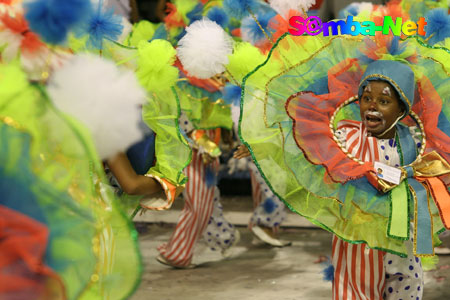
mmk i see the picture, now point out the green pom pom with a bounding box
[136,39,179,92]
[227,42,282,89]
[227,42,265,82]
[421,255,439,271]
[129,21,157,47]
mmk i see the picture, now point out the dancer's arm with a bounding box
[107,152,162,195]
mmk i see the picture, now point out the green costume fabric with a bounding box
[0,63,141,299]
[176,80,233,130]
[143,87,191,185]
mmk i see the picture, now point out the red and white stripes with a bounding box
[337,121,380,162]
[332,122,388,299]
[332,235,386,300]
[158,149,219,267]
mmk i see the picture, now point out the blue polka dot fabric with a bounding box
[202,188,238,252]
[384,239,423,299]
[249,163,286,229]
[376,126,423,169]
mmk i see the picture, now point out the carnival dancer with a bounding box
[156,74,240,267]
[238,16,450,298]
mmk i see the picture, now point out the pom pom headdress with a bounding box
[78,0,123,50]
[186,3,203,25]
[223,0,259,20]
[0,11,45,60]
[358,35,418,64]
[164,2,185,29]
[177,18,233,79]
[206,6,229,28]
[136,39,179,92]
[47,54,146,160]
[226,42,265,82]
[174,0,198,24]
[240,11,276,46]
[269,9,302,41]
[223,83,242,106]
[0,7,71,81]
[424,8,450,45]
[127,20,157,47]
[164,0,198,30]
[226,41,282,88]
[23,0,92,44]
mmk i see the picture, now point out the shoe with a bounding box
[435,246,450,255]
[251,225,292,247]
[221,228,241,258]
[156,255,197,269]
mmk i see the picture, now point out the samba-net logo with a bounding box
[288,16,427,37]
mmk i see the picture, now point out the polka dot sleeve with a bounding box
[408,126,423,150]
[334,127,349,150]
[179,111,194,134]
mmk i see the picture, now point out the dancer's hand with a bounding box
[233,145,250,159]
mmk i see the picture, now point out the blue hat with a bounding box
[358,60,415,116]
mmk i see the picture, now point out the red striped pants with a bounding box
[332,235,385,300]
[332,235,423,300]
[157,150,219,267]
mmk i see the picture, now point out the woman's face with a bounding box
[359,80,405,139]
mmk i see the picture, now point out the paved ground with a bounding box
[131,222,450,300]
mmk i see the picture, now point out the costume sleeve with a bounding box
[334,127,349,150]
[142,88,191,188]
[138,174,184,210]
[179,111,195,134]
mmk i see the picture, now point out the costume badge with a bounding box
[374,161,401,185]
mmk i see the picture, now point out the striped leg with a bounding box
[157,150,217,267]
[332,235,385,300]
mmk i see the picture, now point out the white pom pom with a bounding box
[269,0,316,17]
[47,54,146,160]
[177,18,233,79]
[357,2,374,13]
